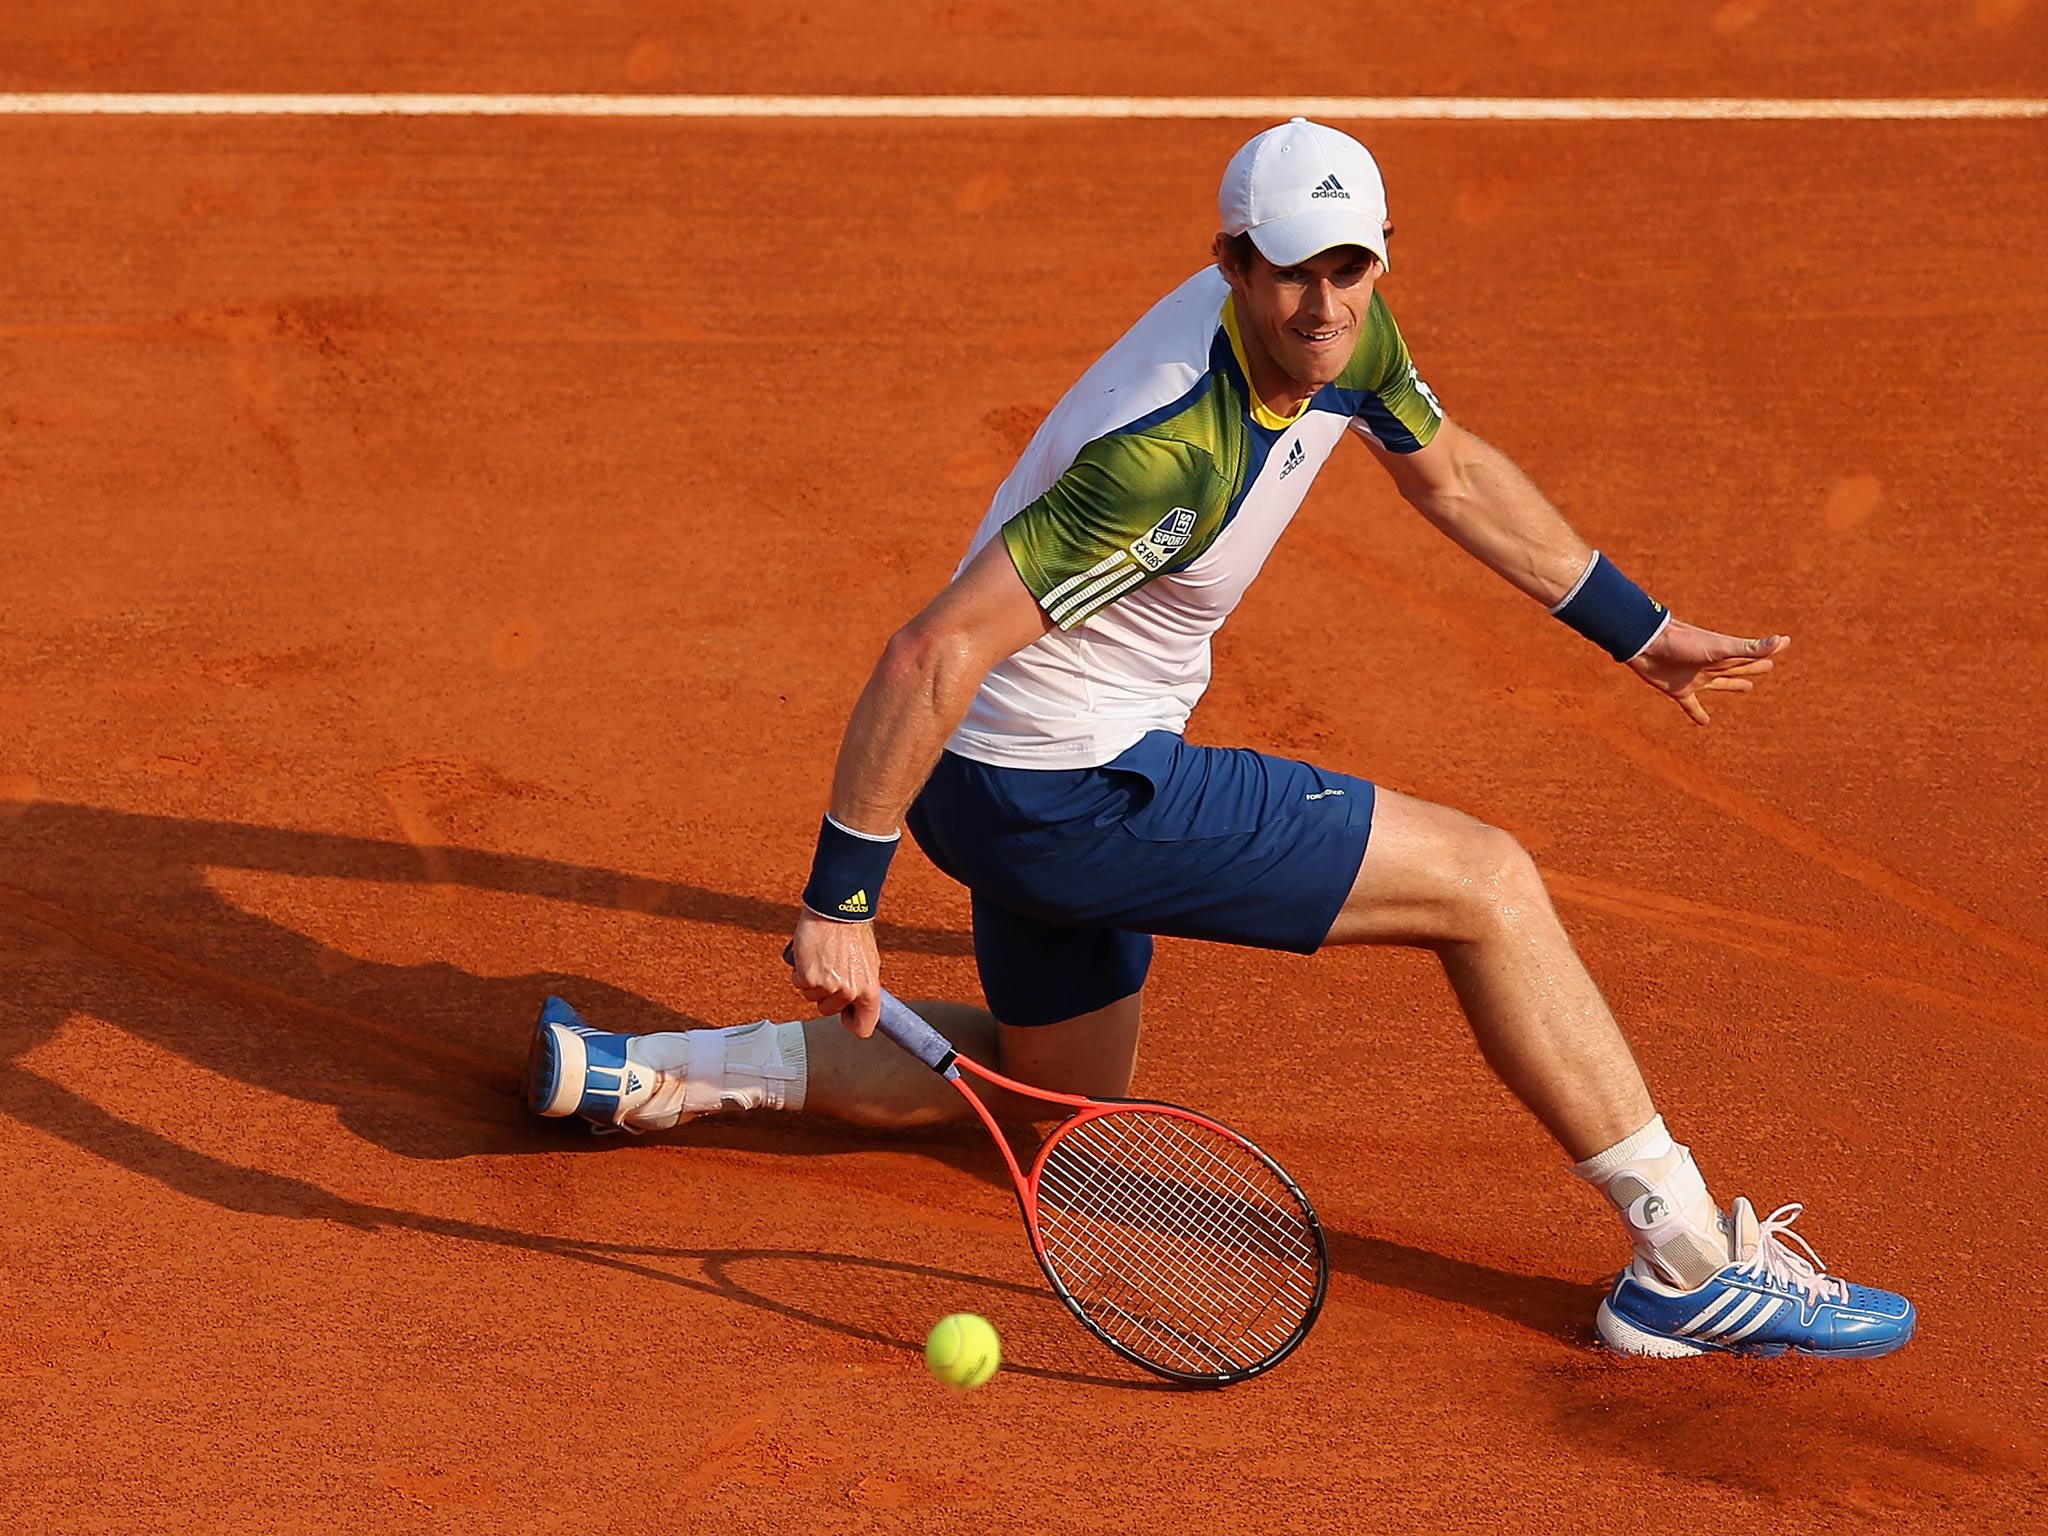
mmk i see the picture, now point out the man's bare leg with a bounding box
[1325,786,1723,1286]
[1325,788,1654,1160]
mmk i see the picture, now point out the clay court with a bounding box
[3,4,2045,1531]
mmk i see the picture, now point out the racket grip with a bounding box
[781,943,956,1075]
[874,989,959,1074]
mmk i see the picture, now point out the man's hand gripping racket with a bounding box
[869,987,1329,1386]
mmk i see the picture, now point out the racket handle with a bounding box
[874,989,959,1075]
[781,943,957,1075]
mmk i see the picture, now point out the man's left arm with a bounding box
[1369,416,1788,725]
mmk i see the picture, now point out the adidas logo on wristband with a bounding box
[805,815,897,923]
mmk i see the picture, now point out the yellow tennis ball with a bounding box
[924,1313,1001,1390]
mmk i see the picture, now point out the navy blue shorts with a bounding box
[906,730,1376,1027]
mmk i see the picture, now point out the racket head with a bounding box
[1019,1098,1328,1386]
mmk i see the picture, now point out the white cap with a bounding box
[1219,118,1391,269]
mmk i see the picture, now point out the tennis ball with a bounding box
[924,1313,1001,1390]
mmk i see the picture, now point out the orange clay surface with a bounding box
[2,6,2046,1532]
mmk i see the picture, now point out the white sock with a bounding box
[1574,1114,1728,1290]
[618,1019,809,1131]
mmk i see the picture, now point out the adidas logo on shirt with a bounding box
[1310,175,1348,200]
[1278,439,1305,478]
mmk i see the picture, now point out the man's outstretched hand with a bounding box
[1628,622,1790,725]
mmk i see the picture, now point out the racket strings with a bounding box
[1038,1129,1315,1370]
[1049,1130,1316,1343]
[1033,1110,1321,1376]
[1045,1132,1312,1313]
[1054,1112,1317,1273]
[1037,1177,1270,1357]
[1037,1173,1301,1371]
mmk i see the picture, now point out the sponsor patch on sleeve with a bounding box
[1128,506,1198,573]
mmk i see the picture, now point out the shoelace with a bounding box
[1735,1203,1850,1305]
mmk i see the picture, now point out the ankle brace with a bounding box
[626,1019,809,1128]
[680,1019,808,1116]
[1575,1115,1728,1290]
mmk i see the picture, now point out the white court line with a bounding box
[0,93,2043,120]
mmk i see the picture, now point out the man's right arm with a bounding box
[788,537,1054,1035]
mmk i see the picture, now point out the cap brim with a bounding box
[1247,209,1390,270]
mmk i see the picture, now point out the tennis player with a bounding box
[530,119,1913,1358]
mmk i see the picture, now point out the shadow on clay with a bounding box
[0,1059,1157,1390]
[0,799,964,1163]
[1544,1348,2035,1509]
[0,799,1603,1352]
[6,804,2032,1481]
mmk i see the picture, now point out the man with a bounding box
[529,119,1913,1358]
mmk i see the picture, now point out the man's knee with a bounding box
[1327,790,1550,947]
[1451,823,1549,940]
[1456,821,1541,899]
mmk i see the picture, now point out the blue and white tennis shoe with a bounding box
[1596,1198,1914,1358]
[526,996,658,1133]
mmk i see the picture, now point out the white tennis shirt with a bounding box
[945,265,1442,769]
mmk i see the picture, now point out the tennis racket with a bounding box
[873,987,1327,1387]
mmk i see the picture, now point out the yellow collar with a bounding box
[1222,296,1315,431]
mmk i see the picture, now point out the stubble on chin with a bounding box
[1296,347,1355,392]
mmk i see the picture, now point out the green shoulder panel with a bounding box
[1336,291,1444,452]
[1002,429,1232,630]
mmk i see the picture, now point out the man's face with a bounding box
[1217,240,1383,396]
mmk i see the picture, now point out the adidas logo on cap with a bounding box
[1310,174,1348,200]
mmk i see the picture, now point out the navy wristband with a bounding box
[802,814,899,922]
[1550,552,1670,662]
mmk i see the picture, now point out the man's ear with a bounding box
[1211,231,1243,284]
